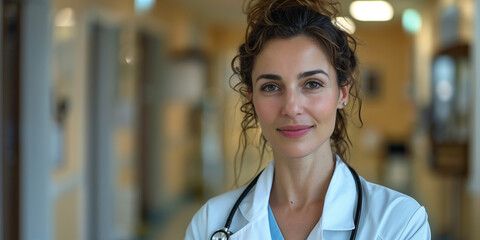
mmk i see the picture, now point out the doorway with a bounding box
[86,21,119,240]
[1,2,21,240]
[135,30,161,230]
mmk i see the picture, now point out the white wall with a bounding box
[469,0,480,196]
[468,0,480,239]
[20,0,54,240]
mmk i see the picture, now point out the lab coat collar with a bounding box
[321,155,356,231]
[238,155,357,232]
[238,161,274,222]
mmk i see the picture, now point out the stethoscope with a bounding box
[210,165,363,240]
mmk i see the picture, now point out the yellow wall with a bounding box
[346,21,414,185]
[54,189,81,240]
[355,22,414,140]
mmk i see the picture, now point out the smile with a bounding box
[277,125,313,138]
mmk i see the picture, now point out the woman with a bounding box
[186,0,431,239]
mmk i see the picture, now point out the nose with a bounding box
[281,89,303,118]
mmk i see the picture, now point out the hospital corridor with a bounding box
[1,0,480,239]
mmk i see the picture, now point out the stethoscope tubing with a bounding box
[347,165,362,240]
[225,171,263,230]
[210,166,362,240]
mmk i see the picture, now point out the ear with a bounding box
[248,91,253,101]
[337,84,351,109]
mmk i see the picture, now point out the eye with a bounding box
[305,80,323,89]
[260,83,280,93]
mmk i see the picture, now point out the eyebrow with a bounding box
[255,69,329,83]
[255,73,282,82]
[298,69,329,79]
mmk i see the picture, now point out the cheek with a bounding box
[253,98,277,123]
[311,92,338,107]
[308,95,338,119]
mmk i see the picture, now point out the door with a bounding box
[1,2,21,240]
[135,30,159,228]
[87,21,119,240]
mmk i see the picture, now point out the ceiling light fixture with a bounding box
[402,9,422,34]
[135,0,155,12]
[55,8,75,27]
[349,1,394,21]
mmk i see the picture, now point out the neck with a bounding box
[269,148,336,210]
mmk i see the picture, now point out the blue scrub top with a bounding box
[267,204,285,240]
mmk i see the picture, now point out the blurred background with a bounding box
[1,0,480,239]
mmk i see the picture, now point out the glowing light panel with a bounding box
[350,1,394,21]
[402,9,422,34]
[135,0,155,12]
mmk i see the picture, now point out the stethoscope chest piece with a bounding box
[211,228,232,240]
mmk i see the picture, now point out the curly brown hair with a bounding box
[230,0,363,185]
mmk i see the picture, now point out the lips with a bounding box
[277,125,313,138]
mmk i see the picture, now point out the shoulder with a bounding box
[360,178,431,239]
[361,179,420,214]
[185,163,274,240]
[184,186,246,240]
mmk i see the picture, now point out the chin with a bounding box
[274,145,316,159]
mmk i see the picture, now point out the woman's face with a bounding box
[251,35,349,159]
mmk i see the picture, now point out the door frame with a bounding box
[86,20,119,240]
[1,3,21,240]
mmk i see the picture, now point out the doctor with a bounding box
[186,0,431,239]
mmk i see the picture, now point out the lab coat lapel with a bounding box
[238,161,274,221]
[232,161,274,239]
[229,157,358,239]
[321,156,357,235]
[230,212,270,240]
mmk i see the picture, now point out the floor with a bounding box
[151,201,203,239]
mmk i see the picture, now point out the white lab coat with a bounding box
[185,156,431,239]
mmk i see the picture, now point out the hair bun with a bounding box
[245,0,341,26]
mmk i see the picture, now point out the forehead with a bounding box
[253,35,334,75]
